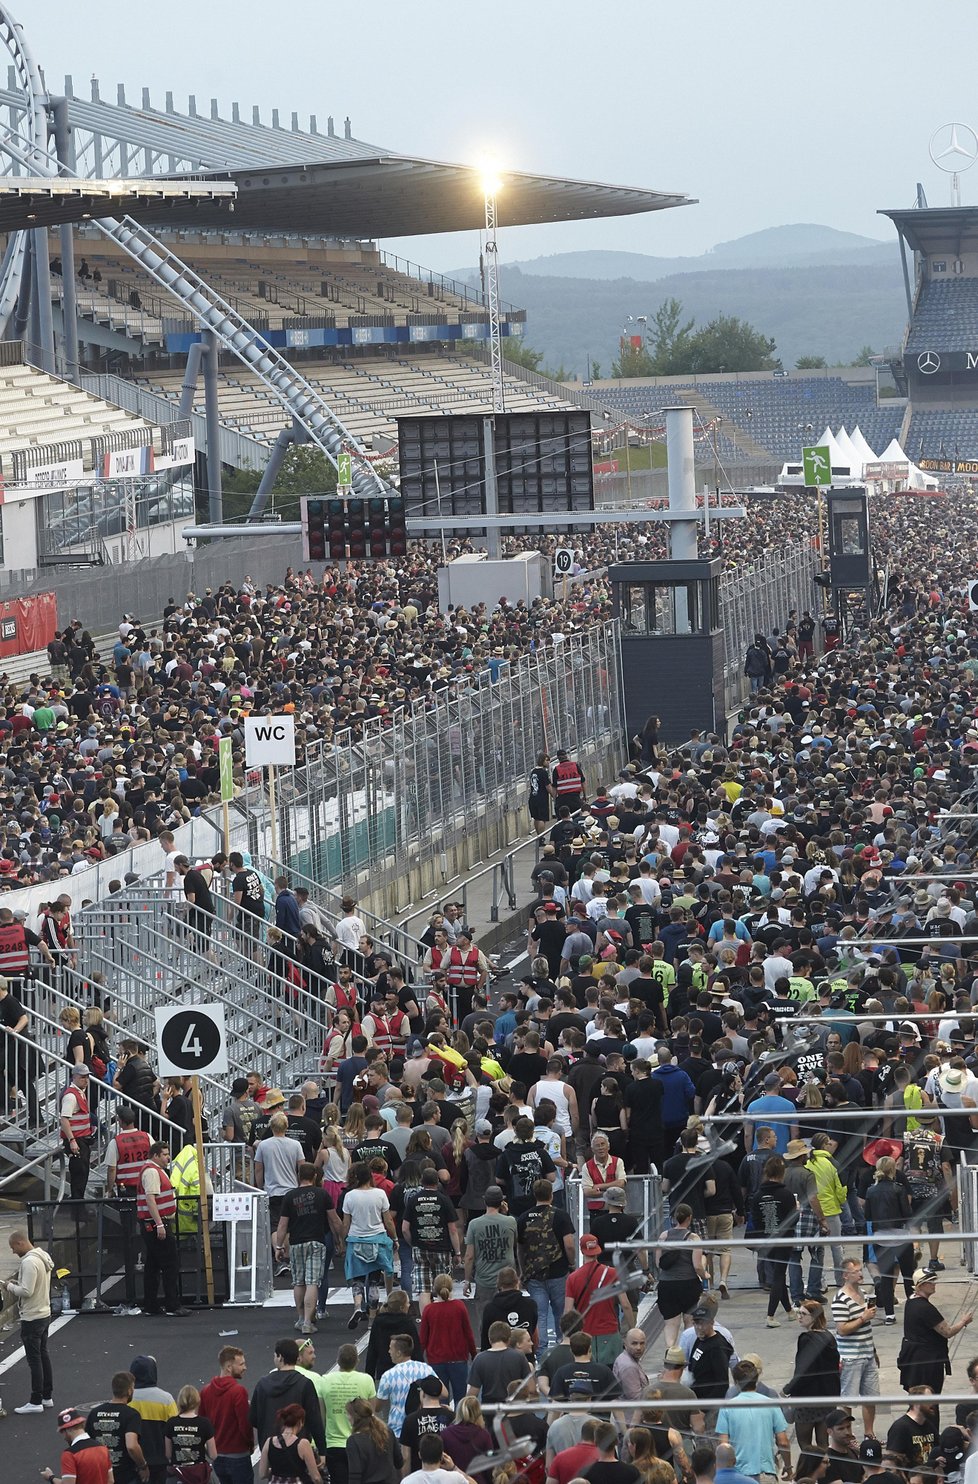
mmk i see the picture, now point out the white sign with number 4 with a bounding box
[154,1003,229,1078]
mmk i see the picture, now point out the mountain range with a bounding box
[456,224,908,374]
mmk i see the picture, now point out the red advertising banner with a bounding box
[0,592,57,658]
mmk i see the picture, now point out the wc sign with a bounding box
[244,714,296,768]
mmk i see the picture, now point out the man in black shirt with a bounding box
[582,1418,640,1484]
[87,1371,146,1484]
[229,851,265,959]
[662,1128,716,1231]
[399,1376,454,1470]
[175,856,216,955]
[495,1118,556,1216]
[480,1267,539,1350]
[274,1162,341,1333]
[885,1390,939,1469]
[549,1330,619,1400]
[822,1408,864,1483]
[686,1304,733,1402]
[402,1168,460,1307]
[624,1060,664,1174]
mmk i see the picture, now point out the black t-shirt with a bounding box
[399,1406,455,1471]
[663,1151,711,1219]
[625,908,658,950]
[582,1464,640,1484]
[183,869,215,916]
[280,1184,333,1245]
[623,1078,663,1145]
[354,1137,400,1173]
[405,1187,457,1250]
[164,1414,214,1466]
[0,992,25,1030]
[589,1209,640,1261]
[630,975,664,1019]
[550,1359,619,1400]
[687,1330,733,1399]
[87,1401,141,1483]
[507,1052,549,1090]
[516,1203,575,1277]
[823,1450,863,1483]
[903,1296,948,1362]
[496,1140,556,1213]
[886,1413,937,1466]
[232,868,265,916]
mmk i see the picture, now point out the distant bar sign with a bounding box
[802,446,832,487]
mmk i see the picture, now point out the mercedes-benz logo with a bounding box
[929,123,978,173]
[917,351,942,374]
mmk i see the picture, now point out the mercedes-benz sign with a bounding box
[917,351,942,374]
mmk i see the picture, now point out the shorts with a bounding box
[289,1241,325,1287]
[237,909,263,940]
[910,1196,949,1232]
[411,1248,454,1295]
[705,1213,734,1254]
[839,1354,879,1399]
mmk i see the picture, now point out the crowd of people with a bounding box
[13,488,978,1484]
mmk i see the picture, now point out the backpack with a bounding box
[519,1206,562,1280]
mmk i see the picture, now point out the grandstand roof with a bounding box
[880,206,978,256]
[136,156,690,238]
[0,178,236,233]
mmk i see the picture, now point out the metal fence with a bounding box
[233,620,624,892]
[718,542,819,714]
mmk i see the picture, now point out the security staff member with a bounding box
[0,906,52,1002]
[137,1143,189,1316]
[551,749,586,813]
[170,1143,213,1236]
[60,1065,94,1200]
[105,1105,151,1198]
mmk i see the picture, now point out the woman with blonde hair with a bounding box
[341,1103,366,1152]
[345,1397,400,1484]
[863,1151,914,1319]
[440,1395,493,1478]
[316,1125,352,1206]
[165,1383,219,1478]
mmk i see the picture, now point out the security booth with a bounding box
[610,557,725,744]
[821,487,873,631]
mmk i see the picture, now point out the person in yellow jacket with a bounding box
[170,1144,214,1236]
[807,1132,847,1289]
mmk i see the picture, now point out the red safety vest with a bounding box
[368,1011,408,1057]
[427,946,447,974]
[554,760,583,796]
[137,1164,177,1224]
[114,1128,151,1190]
[585,1156,618,1210]
[64,1087,92,1140]
[446,946,481,989]
[0,922,29,976]
[332,981,359,1015]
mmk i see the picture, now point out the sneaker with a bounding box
[884,1315,896,1324]
[315,1308,328,1320]
[42,1400,54,1409]
[300,1321,317,1335]
[294,1318,305,1331]
[931,1260,946,1272]
[347,1307,365,1330]
[165,1308,191,1317]
[765,1317,781,1328]
[718,1283,730,1301]
[14,1402,44,1414]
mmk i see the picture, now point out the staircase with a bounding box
[679,389,772,462]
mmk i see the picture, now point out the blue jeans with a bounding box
[398,1238,413,1298]
[788,1246,824,1304]
[212,1458,254,1484]
[527,1274,566,1348]
[432,1360,470,1405]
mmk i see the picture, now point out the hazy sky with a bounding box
[23,0,978,270]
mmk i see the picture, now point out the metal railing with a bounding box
[234,621,623,894]
[718,541,820,715]
[81,372,272,471]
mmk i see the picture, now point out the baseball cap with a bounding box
[690,1303,713,1319]
[763,1071,781,1089]
[603,1187,626,1205]
[57,1407,86,1430]
[419,1375,444,1397]
[484,1185,504,1206]
[825,1408,854,1428]
[474,1119,493,1135]
[580,1234,602,1257]
[71,1064,91,1080]
[663,1346,687,1367]
[860,1440,883,1463]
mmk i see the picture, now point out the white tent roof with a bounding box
[877,437,908,464]
[816,425,849,469]
[835,428,859,473]
[849,426,877,467]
